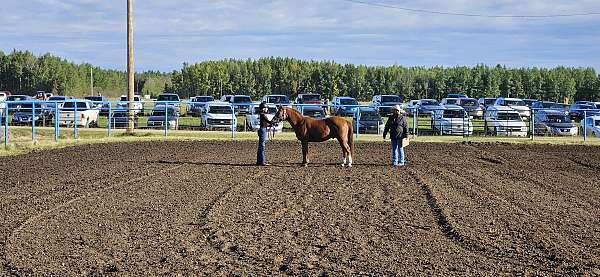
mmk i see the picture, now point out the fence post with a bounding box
[583,110,587,142]
[412,109,417,138]
[531,109,535,140]
[356,107,360,140]
[54,102,59,142]
[231,104,235,139]
[107,103,112,137]
[74,101,78,139]
[31,101,36,143]
[164,103,168,137]
[4,104,8,147]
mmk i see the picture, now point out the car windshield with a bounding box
[484,99,496,105]
[381,96,401,103]
[152,108,176,116]
[303,109,323,117]
[233,96,252,103]
[301,94,321,101]
[194,96,213,102]
[8,96,29,101]
[360,111,380,121]
[497,113,522,121]
[253,107,277,114]
[157,94,179,101]
[443,110,465,118]
[575,104,594,110]
[120,96,140,101]
[504,99,526,106]
[62,102,89,110]
[14,103,36,110]
[444,99,458,104]
[421,100,439,106]
[48,96,66,101]
[595,120,600,127]
[539,102,556,108]
[546,114,571,123]
[209,106,232,114]
[267,96,289,104]
[85,96,104,101]
[461,99,478,107]
[340,98,358,105]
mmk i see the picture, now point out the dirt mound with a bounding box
[1,141,599,275]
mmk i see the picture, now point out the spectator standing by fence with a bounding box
[383,105,408,166]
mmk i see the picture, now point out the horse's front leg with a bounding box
[301,141,309,166]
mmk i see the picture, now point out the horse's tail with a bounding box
[347,120,354,155]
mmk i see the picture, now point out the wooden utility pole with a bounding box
[127,0,135,133]
[90,67,94,95]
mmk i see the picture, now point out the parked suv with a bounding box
[295,93,322,105]
[431,105,473,135]
[581,116,600,137]
[203,101,236,130]
[494,97,531,118]
[332,96,359,116]
[58,100,100,128]
[262,94,291,107]
[484,106,527,137]
[440,98,460,106]
[353,107,384,134]
[457,98,484,118]
[371,95,403,116]
[231,95,253,115]
[11,102,52,126]
[416,99,443,116]
[116,95,143,115]
[156,93,181,108]
[533,109,577,136]
[147,105,179,129]
[187,95,214,116]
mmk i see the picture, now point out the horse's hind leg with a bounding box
[337,137,350,167]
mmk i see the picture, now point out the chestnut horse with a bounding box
[274,106,354,167]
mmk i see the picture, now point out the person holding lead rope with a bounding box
[257,101,275,166]
[383,105,409,167]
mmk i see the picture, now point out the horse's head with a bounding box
[274,106,288,122]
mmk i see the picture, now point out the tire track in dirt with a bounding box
[195,169,275,272]
[409,167,580,274]
[408,169,485,253]
[3,163,187,276]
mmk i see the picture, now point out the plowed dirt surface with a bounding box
[1,141,599,275]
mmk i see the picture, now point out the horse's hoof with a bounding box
[302,163,308,167]
[341,163,346,167]
[348,164,352,168]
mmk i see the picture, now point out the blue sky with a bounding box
[2,0,599,72]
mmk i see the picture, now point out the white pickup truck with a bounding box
[58,100,99,127]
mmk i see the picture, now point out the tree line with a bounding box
[0,50,169,98]
[2,50,599,103]
[169,57,600,103]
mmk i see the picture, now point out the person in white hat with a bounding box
[383,105,408,166]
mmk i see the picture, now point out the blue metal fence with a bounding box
[0,99,598,146]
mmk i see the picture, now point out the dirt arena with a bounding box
[0,140,599,275]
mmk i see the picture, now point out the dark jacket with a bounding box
[383,114,408,139]
[259,113,274,128]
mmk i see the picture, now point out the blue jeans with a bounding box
[257,128,267,164]
[391,139,405,166]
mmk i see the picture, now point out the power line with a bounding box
[342,0,600,18]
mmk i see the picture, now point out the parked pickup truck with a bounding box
[58,100,99,127]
